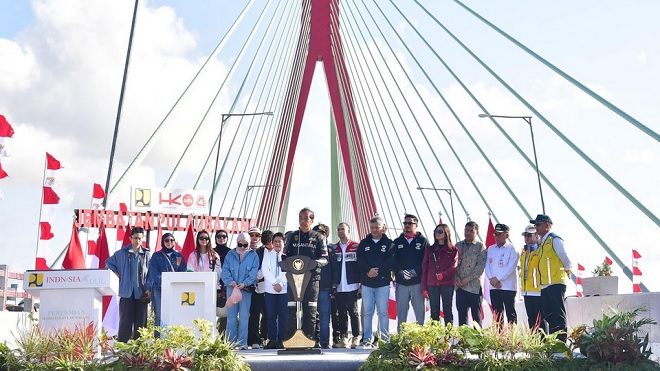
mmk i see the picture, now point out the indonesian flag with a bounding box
[0,162,8,179]
[36,153,63,269]
[0,115,14,138]
[62,220,86,269]
[116,203,129,243]
[438,212,443,225]
[632,250,642,293]
[91,223,120,336]
[181,222,195,259]
[92,183,105,210]
[576,263,585,297]
[154,218,163,252]
[481,216,496,320]
[388,282,397,320]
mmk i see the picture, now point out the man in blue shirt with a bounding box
[106,227,150,343]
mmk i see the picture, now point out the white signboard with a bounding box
[130,187,209,214]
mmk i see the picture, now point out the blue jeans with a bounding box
[152,288,162,337]
[318,289,331,345]
[226,287,252,347]
[362,285,390,343]
[265,293,287,342]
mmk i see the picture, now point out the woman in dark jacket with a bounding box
[421,224,458,325]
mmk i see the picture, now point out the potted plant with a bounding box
[582,258,618,296]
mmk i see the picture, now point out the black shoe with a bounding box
[321,344,330,349]
[276,341,285,349]
[264,341,277,349]
[313,341,321,348]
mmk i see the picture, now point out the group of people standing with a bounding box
[105,209,572,350]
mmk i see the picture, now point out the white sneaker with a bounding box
[357,342,372,349]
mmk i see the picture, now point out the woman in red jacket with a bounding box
[421,224,458,325]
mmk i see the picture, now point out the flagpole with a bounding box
[34,154,48,268]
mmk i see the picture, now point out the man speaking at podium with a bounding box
[283,208,329,345]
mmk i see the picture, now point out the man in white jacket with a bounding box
[262,232,288,349]
[485,224,519,327]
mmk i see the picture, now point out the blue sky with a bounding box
[0,1,657,295]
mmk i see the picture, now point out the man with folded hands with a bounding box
[393,214,429,330]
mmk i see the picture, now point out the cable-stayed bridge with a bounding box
[104,0,658,293]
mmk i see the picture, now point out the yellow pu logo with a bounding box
[28,273,43,287]
[134,188,151,207]
[181,292,195,306]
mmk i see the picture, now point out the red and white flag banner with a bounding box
[36,153,62,269]
[92,183,105,210]
[0,115,15,138]
[576,263,585,297]
[632,249,642,293]
[481,215,496,320]
[62,219,86,269]
[605,256,613,266]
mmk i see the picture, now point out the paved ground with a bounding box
[240,348,373,371]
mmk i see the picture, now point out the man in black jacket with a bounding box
[357,216,395,348]
[331,222,361,348]
[393,214,429,330]
[283,208,329,342]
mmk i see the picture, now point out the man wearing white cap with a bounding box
[519,224,542,330]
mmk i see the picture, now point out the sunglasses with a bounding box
[237,243,249,248]
[524,233,535,237]
[249,234,260,237]
[164,238,175,243]
[434,230,444,234]
[217,234,228,238]
[534,222,546,227]
[198,237,209,241]
[403,222,416,226]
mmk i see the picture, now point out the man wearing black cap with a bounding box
[484,224,519,327]
[531,214,572,342]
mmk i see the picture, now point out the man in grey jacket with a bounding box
[106,227,150,343]
[455,221,487,327]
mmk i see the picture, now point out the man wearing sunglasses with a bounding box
[532,214,572,342]
[393,214,429,330]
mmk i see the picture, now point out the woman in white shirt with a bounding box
[262,232,287,349]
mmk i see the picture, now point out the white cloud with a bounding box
[0,39,38,93]
[635,50,648,66]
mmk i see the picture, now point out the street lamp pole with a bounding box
[208,111,274,216]
[242,184,281,222]
[478,113,545,214]
[416,186,456,237]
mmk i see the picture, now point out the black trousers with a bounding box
[118,296,148,343]
[456,287,482,327]
[428,285,454,325]
[248,292,267,345]
[523,295,543,330]
[331,296,340,342]
[541,284,567,342]
[285,280,319,340]
[490,289,517,326]
[335,290,360,338]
